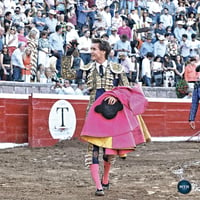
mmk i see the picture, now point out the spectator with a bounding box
[67,5,77,28]
[174,20,186,43]
[129,54,140,85]
[17,0,26,13]
[22,47,32,82]
[0,26,5,52]
[130,8,140,29]
[154,21,166,42]
[17,26,28,45]
[101,6,112,35]
[117,20,132,41]
[127,13,136,30]
[108,49,118,63]
[174,55,185,85]
[148,0,162,25]
[4,11,12,33]
[24,8,33,34]
[11,42,26,81]
[154,35,167,58]
[49,24,64,76]
[180,34,191,63]
[65,22,79,46]
[45,9,57,34]
[38,30,50,68]
[184,57,198,83]
[113,34,131,59]
[160,7,173,29]
[45,0,56,10]
[53,79,75,95]
[162,0,176,19]
[27,29,38,81]
[33,10,46,32]
[140,34,154,58]
[163,54,176,87]
[71,49,84,83]
[108,27,120,48]
[78,30,91,65]
[74,80,85,95]
[5,26,18,56]
[166,33,179,60]
[93,14,107,37]
[190,33,200,58]
[36,63,48,83]
[12,6,26,27]
[77,1,91,32]
[119,53,133,85]
[152,55,163,87]
[141,52,154,86]
[0,45,12,81]
[185,22,196,41]
[56,0,67,14]
[127,0,137,14]
[111,11,123,30]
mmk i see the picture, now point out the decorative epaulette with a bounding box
[80,62,94,71]
[109,62,124,74]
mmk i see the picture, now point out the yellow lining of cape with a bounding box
[81,136,112,148]
[137,115,151,142]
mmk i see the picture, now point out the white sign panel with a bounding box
[49,100,76,140]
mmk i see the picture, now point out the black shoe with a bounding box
[95,189,104,196]
[102,182,109,190]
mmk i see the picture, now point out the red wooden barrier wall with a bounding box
[0,94,29,143]
[0,94,199,147]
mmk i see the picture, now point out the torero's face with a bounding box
[91,43,106,63]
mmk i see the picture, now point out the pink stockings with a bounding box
[90,161,111,189]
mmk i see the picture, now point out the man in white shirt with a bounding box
[11,42,26,81]
[78,30,91,64]
[190,33,200,58]
[148,0,162,24]
[65,22,79,46]
[160,7,173,29]
[101,6,112,35]
[53,79,75,95]
[141,52,154,86]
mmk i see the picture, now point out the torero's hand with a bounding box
[189,121,195,129]
[104,96,117,105]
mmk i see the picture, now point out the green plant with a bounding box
[176,79,189,98]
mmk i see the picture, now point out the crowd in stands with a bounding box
[0,0,200,92]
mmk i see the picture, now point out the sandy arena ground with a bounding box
[0,139,199,200]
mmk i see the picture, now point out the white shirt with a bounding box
[65,29,79,44]
[96,60,108,75]
[160,14,173,28]
[148,1,162,14]
[102,10,112,28]
[78,36,91,54]
[141,57,151,78]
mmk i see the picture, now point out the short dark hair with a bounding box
[146,52,154,58]
[55,25,62,32]
[182,34,188,38]
[91,38,111,59]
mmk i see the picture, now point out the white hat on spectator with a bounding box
[158,35,165,40]
[176,20,185,25]
[49,9,56,15]
[66,22,75,29]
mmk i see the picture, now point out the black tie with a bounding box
[99,65,104,78]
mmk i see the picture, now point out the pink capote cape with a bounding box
[81,86,148,150]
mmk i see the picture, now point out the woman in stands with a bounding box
[0,45,12,81]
